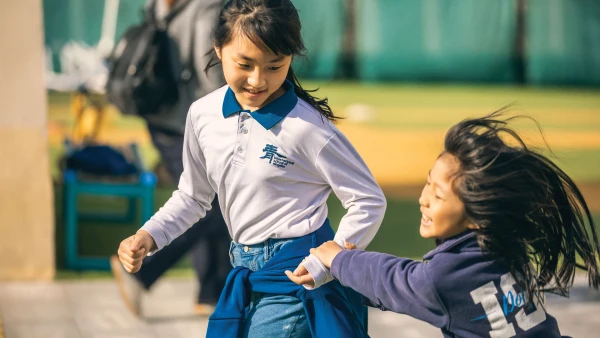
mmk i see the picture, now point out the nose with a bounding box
[418,186,429,207]
[248,68,266,88]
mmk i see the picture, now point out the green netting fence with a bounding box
[355,0,518,83]
[44,0,146,72]
[526,0,600,86]
[43,0,600,85]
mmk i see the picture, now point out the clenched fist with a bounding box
[117,230,156,273]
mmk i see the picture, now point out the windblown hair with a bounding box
[205,0,338,121]
[443,110,600,304]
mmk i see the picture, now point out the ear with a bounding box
[466,222,480,230]
[214,46,222,60]
[461,213,479,231]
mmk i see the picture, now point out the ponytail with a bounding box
[286,68,340,122]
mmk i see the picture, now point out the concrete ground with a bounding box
[0,276,599,338]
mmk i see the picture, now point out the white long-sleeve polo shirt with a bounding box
[140,80,386,288]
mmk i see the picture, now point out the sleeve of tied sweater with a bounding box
[140,107,215,251]
[330,250,449,329]
[303,131,387,289]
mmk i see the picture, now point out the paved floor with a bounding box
[0,276,599,338]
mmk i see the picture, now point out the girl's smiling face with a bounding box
[215,32,292,112]
[419,153,476,240]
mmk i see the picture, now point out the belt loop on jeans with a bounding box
[264,240,270,262]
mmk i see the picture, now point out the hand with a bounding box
[117,230,155,273]
[285,258,315,288]
[309,241,355,268]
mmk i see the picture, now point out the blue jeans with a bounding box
[229,238,311,338]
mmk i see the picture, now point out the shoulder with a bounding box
[425,237,511,301]
[188,85,229,124]
[276,97,348,162]
[281,97,340,146]
[425,235,485,276]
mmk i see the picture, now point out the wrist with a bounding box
[136,230,157,251]
[303,254,333,289]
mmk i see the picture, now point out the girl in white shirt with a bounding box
[116,0,386,336]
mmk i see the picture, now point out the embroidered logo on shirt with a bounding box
[260,144,294,168]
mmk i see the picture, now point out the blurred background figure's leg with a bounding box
[190,203,231,313]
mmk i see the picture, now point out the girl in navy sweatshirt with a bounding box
[289,112,600,338]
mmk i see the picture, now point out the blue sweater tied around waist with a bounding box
[206,220,369,337]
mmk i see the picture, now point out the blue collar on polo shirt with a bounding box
[222,80,298,130]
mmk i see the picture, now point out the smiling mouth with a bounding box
[244,88,266,95]
[421,214,432,225]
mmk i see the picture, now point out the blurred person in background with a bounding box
[109,0,231,317]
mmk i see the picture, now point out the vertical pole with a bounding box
[515,0,527,84]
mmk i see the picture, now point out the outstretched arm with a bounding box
[330,249,449,328]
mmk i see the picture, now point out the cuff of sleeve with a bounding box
[302,254,333,289]
[139,220,169,254]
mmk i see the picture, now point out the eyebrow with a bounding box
[237,54,285,63]
[436,184,448,196]
[427,171,448,196]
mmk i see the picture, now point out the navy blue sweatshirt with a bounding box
[331,231,566,338]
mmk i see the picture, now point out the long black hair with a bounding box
[443,110,600,303]
[204,0,338,121]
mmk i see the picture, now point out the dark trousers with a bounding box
[135,125,231,304]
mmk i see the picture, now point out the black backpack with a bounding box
[106,1,193,116]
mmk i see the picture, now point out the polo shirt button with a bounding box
[237,147,243,153]
[241,128,248,134]
[243,246,249,252]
